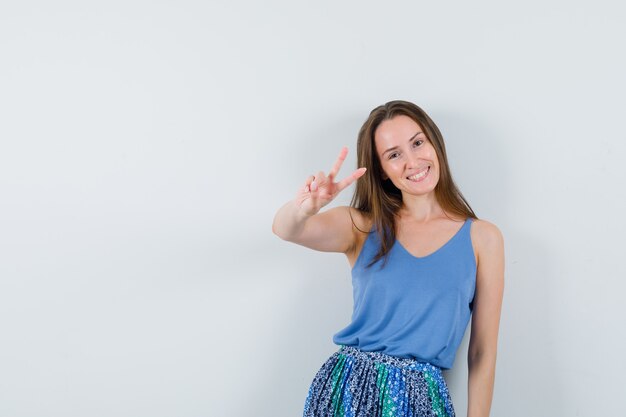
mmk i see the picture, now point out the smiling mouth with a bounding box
[407,166,430,182]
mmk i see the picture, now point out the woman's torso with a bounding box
[335,208,478,369]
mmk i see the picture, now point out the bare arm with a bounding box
[272,147,367,253]
[467,220,505,417]
[273,204,360,253]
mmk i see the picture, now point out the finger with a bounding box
[302,175,315,193]
[303,174,315,187]
[312,170,328,191]
[336,167,367,192]
[328,146,348,181]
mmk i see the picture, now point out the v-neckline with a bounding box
[395,218,470,260]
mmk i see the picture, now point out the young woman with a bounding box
[272,100,504,417]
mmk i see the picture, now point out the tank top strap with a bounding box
[451,217,476,258]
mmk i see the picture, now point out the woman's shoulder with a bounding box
[330,206,374,233]
[349,207,374,232]
[470,218,503,239]
[340,207,374,265]
[469,218,505,256]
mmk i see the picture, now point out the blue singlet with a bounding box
[332,218,477,370]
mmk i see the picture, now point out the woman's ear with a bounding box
[381,171,388,180]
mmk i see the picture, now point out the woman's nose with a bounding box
[405,150,420,168]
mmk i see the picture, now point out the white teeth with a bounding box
[408,167,429,181]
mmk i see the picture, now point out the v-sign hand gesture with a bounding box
[295,147,367,216]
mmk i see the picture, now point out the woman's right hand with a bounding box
[295,147,367,217]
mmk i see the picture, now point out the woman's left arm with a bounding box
[467,220,505,417]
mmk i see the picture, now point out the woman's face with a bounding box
[374,115,440,196]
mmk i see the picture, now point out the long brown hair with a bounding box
[351,100,477,267]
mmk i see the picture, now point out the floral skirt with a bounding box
[302,345,455,417]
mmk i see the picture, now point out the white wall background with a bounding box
[1,1,625,416]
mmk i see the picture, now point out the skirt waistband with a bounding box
[304,345,455,416]
[338,345,443,374]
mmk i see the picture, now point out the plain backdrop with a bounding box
[1,1,625,416]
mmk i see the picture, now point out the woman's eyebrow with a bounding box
[382,132,423,156]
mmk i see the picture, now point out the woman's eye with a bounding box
[389,152,399,160]
[413,140,423,147]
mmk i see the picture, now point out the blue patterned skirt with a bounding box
[302,345,455,417]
